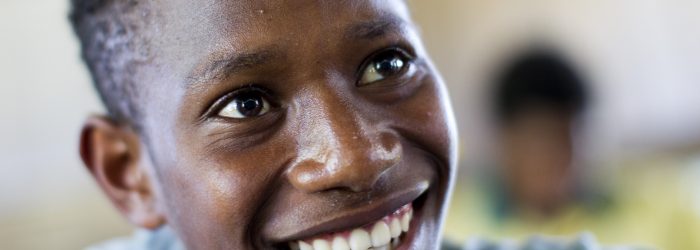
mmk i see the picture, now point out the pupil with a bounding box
[236,94,263,116]
[375,56,403,74]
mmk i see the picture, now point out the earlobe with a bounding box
[79,116,166,229]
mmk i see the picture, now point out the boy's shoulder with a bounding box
[86,227,184,250]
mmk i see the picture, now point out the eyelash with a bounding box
[203,85,276,120]
[356,46,416,80]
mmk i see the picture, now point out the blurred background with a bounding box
[1,0,700,249]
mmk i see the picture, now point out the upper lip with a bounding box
[267,181,428,244]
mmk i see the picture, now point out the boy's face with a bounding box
[91,0,456,249]
[500,108,574,213]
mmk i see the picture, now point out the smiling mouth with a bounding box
[288,203,413,250]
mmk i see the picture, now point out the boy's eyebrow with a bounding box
[186,14,408,88]
[345,15,407,40]
[186,47,280,88]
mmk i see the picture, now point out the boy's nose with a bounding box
[286,87,402,193]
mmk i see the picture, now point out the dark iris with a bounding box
[373,51,405,75]
[233,93,264,117]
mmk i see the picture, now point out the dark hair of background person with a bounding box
[492,50,589,122]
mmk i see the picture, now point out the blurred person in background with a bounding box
[444,49,700,250]
[489,50,600,222]
[475,49,618,231]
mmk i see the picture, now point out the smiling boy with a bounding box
[73,0,458,249]
[71,0,635,249]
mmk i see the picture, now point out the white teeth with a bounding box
[349,228,372,250]
[313,239,331,250]
[292,204,413,250]
[389,219,402,238]
[299,241,313,250]
[370,221,391,247]
[400,211,411,232]
[332,236,351,250]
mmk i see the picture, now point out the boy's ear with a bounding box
[79,115,166,229]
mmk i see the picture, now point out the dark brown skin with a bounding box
[500,107,575,217]
[79,0,457,249]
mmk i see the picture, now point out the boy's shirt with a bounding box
[86,227,184,250]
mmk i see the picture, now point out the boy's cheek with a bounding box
[158,161,269,248]
[391,74,456,167]
[158,129,299,238]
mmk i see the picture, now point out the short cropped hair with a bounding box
[493,50,589,121]
[70,0,151,130]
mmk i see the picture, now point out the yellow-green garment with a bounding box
[443,158,700,250]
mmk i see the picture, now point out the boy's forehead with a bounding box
[154,0,410,42]
[159,0,408,17]
[149,0,412,85]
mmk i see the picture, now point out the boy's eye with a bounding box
[358,48,413,86]
[217,89,271,119]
